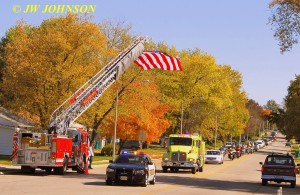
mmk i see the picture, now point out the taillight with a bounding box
[261,167,264,172]
[293,168,297,174]
[51,152,56,159]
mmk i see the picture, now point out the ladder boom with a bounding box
[49,37,146,135]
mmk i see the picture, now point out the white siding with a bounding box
[0,127,14,155]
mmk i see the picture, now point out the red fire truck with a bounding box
[12,37,147,174]
[13,129,89,174]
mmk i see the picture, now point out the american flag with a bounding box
[10,136,19,160]
[134,51,182,71]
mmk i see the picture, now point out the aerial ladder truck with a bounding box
[12,37,146,174]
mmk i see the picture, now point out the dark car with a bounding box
[285,142,292,147]
[259,153,300,188]
[106,151,156,187]
[122,140,142,150]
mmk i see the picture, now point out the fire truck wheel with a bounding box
[45,168,52,173]
[162,167,167,173]
[199,166,203,172]
[192,167,196,174]
[62,157,68,174]
[21,166,35,174]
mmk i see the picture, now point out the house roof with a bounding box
[0,107,35,128]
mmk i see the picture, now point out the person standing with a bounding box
[88,143,95,169]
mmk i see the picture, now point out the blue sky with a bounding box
[1,0,299,106]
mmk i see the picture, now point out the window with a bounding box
[266,156,293,165]
[169,137,192,146]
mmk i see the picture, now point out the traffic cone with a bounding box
[84,163,89,174]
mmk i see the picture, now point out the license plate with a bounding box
[120,176,127,181]
[274,176,283,179]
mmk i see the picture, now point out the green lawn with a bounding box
[0,155,12,165]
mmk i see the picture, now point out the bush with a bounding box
[100,143,119,156]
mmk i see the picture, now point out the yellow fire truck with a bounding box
[161,134,205,174]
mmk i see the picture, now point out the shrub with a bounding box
[100,144,119,156]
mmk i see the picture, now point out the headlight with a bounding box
[164,158,169,161]
[189,158,195,162]
[135,169,145,174]
[106,167,115,173]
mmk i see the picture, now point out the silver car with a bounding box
[205,150,224,164]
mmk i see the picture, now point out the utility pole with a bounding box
[113,88,119,162]
[180,102,183,134]
[214,116,217,149]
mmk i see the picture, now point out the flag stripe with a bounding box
[144,52,162,69]
[135,55,150,70]
[159,53,171,70]
[134,51,182,71]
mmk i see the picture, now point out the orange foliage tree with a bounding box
[263,109,271,117]
[100,81,170,143]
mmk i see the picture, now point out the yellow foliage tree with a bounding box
[1,14,106,129]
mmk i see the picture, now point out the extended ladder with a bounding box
[49,37,146,135]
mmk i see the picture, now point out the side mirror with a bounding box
[109,160,113,163]
[297,163,300,166]
[259,162,263,165]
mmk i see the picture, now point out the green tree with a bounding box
[269,0,300,53]
[245,99,264,138]
[280,75,300,139]
[264,99,281,128]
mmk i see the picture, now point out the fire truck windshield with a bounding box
[169,137,192,146]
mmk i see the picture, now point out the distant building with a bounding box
[0,107,34,155]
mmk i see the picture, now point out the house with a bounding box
[0,107,34,155]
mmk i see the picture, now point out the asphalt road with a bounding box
[0,134,299,195]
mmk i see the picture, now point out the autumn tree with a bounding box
[1,14,106,129]
[279,75,300,139]
[245,99,264,138]
[264,99,281,129]
[153,48,249,144]
[269,0,300,53]
[100,81,170,144]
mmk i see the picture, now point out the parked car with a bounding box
[122,140,142,150]
[225,142,235,148]
[285,142,292,147]
[205,150,224,164]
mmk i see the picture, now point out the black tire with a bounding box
[63,157,68,173]
[162,167,167,173]
[262,179,267,186]
[30,168,35,174]
[142,174,148,187]
[21,166,35,174]
[149,175,156,185]
[106,179,112,185]
[58,157,68,175]
[45,168,52,173]
[199,166,203,172]
[291,181,296,188]
[192,167,196,174]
